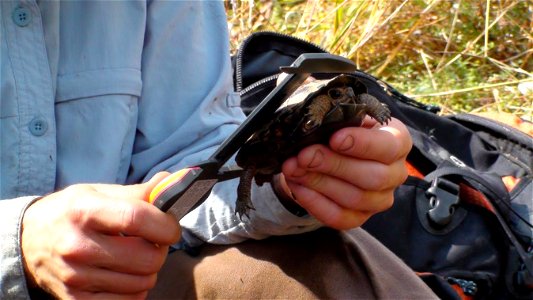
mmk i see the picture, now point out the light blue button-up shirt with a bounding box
[0,1,320,298]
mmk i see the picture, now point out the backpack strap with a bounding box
[424,166,533,289]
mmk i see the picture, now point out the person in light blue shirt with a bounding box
[0,1,420,299]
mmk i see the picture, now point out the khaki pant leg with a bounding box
[148,228,436,299]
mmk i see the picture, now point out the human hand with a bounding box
[21,172,180,300]
[276,117,412,229]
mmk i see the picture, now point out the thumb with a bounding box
[90,172,171,202]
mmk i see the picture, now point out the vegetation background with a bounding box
[225,0,532,121]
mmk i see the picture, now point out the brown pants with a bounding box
[148,228,436,299]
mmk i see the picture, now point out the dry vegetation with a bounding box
[226,0,532,120]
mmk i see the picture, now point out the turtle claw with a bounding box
[373,104,391,125]
[235,199,256,221]
[303,119,320,133]
[358,94,391,125]
[235,168,256,221]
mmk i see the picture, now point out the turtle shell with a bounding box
[236,74,369,177]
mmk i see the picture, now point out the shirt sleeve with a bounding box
[181,179,323,245]
[0,197,38,299]
[128,1,322,244]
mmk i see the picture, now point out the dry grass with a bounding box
[226,0,532,121]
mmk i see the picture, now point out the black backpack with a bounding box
[232,31,533,299]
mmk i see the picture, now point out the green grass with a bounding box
[226,0,532,121]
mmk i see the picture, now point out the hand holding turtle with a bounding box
[276,117,412,229]
[234,75,393,220]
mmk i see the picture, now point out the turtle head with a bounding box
[327,86,356,105]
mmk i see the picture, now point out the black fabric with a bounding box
[233,32,326,115]
[363,177,507,299]
[233,31,326,91]
[232,31,533,299]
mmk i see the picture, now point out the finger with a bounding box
[73,234,168,275]
[60,264,157,294]
[286,181,369,230]
[69,188,180,245]
[285,168,394,212]
[287,146,408,191]
[73,291,148,300]
[91,200,180,245]
[88,269,157,294]
[329,118,412,164]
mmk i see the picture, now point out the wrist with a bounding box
[21,196,44,290]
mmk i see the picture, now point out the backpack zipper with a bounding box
[452,114,533,152]
[234,31,326,92]
[240,74,279,96]
[235,31,440,113]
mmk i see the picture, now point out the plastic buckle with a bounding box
[447,277,478,296]
[425,178,460,228]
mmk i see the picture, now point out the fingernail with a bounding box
[307,150,324,168]
[339,135,354,151]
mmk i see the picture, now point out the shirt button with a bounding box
[12,6,32,27]
[29,118,48,136]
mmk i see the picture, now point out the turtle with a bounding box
[234,74,391,220]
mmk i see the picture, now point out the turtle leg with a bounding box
[302,95,334,133]
[357,93,391,125]
[236,167,257,220]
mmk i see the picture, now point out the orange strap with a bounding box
[449,284,475,300]
[405,161,424,179]
[415,272,474,300]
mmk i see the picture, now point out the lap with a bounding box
[148,228,436,299]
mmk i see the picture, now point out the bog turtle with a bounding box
[234,74,391,219]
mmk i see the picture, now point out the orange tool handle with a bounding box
[148,167,218,220]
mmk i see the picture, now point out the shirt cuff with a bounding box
[0,196,40,299]
[247,182,323,234]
